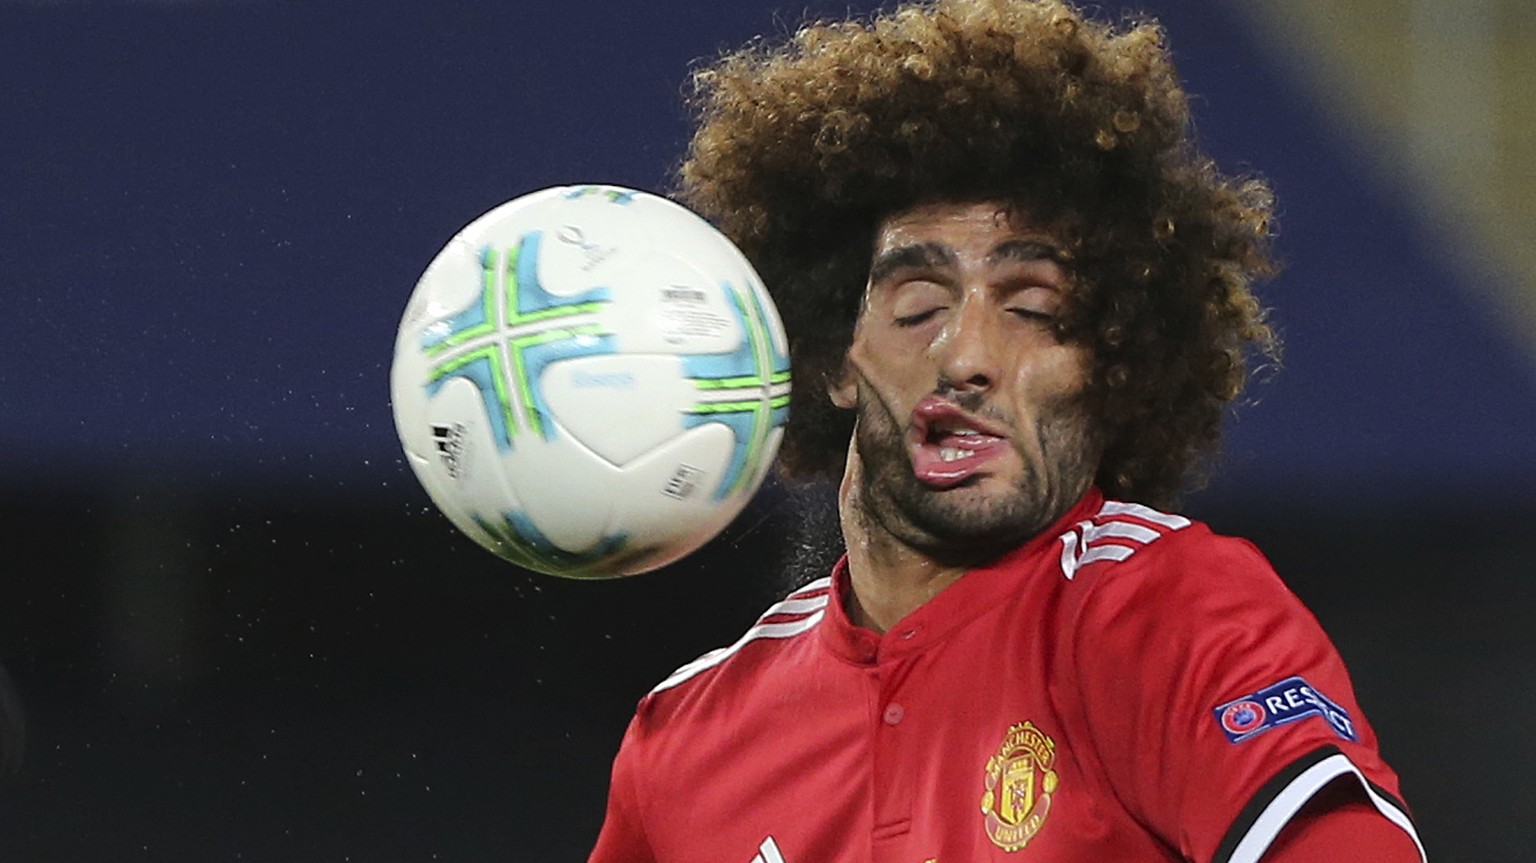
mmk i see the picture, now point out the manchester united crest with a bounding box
[980,721,1059,851]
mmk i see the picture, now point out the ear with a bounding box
[827,357,857,410]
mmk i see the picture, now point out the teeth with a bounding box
[939,447,976,462]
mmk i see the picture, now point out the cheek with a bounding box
[1006,344,1093,413]
[847,327,934,393]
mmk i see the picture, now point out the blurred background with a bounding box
[1,0,1532,860]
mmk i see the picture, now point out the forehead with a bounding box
[873,201,1039,255]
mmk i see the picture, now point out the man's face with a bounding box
[832,201,1100,562]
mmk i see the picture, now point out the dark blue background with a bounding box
[1,1,1531,860]
[3,0,1532,497]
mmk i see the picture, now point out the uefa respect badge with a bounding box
[1213,676,1360,745]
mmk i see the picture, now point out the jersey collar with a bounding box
[819,486,1104,664]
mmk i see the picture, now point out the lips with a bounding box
[907,396,1011,489]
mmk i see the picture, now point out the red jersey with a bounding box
[588,489,1424,863]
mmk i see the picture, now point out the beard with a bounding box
[850,378,1099,568]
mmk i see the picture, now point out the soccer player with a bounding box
[589,1,1424,860]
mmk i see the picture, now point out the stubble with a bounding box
[850,377,1098,567]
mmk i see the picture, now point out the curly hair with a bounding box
[678,0,1278,508]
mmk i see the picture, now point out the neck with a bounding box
[840,501,968,635]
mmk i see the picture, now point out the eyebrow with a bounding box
[868,239,1064,285]
[867,242,956,285]
[985,239,1063,267]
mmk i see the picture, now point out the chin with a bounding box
[883,478,1050,564]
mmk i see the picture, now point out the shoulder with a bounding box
[639,576,832,712]
[1051,497,1327,671]
[1057,497,1288,608]
[1051,499,1355,728]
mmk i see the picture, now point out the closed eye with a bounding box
[894,308,944,327]
[1008,308,1054,322]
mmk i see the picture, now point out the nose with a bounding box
[929,293,1001,392]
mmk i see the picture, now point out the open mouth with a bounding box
[907,396,1011,489]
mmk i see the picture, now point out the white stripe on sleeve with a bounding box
[1226,753,1426,863]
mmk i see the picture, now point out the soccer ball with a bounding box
[390,185,791,579]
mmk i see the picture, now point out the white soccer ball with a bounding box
[390,185,791,579]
